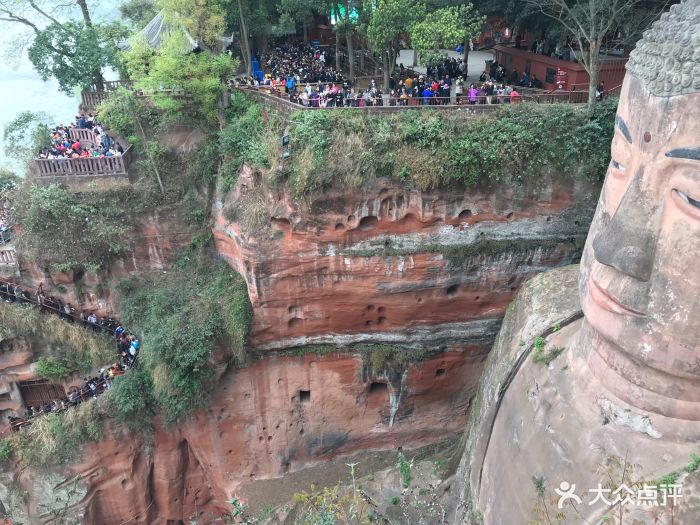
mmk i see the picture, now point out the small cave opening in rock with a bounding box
[435,368,446,378]
[369,382,388,394]
[299,390,311,403]
[506,212,514,219]
[288,317,303,329]
[358,216,378,231]
[335,223,346,230]
[446,284,460,298]
[72,267,85,282]
[458,209,472,221]
[377,316,386,325]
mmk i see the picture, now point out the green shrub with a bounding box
[0,302,112,368]
[532,344,565,365]
[117,249,252,424]
[107,367,156,433]
[0,439,12,462]
[13,183,133,271]
[269,100,616,203]
[685,453,700,474]
[396,451,413,489]
[35,354,91,381]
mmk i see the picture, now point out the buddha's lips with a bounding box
[588,275,645,317]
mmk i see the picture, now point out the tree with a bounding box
[522,0,650,105]
[410,4,485,67]
[119,0,159,29]
[3,111,52,167]
[367,0,422,91]
[277,0,320,41]
[27,21,124,95]
[123,33,237,126]
[161,0,227,51]
[0,0,115,92]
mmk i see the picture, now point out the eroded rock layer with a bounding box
[213,169,598,350]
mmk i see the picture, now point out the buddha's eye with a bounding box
[611,160,625,171]
[676,189,700,210]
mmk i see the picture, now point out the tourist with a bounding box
[596,81,606,101]
[467,84,478,105]
[510,87,522,103]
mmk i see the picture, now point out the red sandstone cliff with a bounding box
[0,166,601,523]
[214,166,598,351]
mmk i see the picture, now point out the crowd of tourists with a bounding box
[38,114,124,160]
[258,42,346,86]
[1,279,141,433]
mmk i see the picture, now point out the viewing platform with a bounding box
[237,85,591,117]
[80,80,133,110]
[35,150,133,179]
[35,127,133,183]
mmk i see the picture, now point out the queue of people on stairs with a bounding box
[1,278,141,433]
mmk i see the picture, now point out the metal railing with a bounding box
[238,86,590,111]
[35,146,133,178]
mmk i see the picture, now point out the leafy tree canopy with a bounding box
[119,0,159,29]
[27,20,125,95]
[123,33,237,125]
[3,111,52,166]
[410,3,485,60]
[12,183,133,271]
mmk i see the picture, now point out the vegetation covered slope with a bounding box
[221,93,617,205]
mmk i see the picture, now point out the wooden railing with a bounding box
[69,128,100,147]
[104,80,132,91]
[35,146,133,178]
[0,225,14,245]
[0,246,16,265]
[81,90,109,108]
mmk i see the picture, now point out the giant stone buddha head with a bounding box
[579,0,700,420]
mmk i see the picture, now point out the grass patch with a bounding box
[358,344,429,375]
[9,400,104,470]
[347,237,582,270]
[279,344,337,357]
[532,336,564,365]
[0,302,112,370]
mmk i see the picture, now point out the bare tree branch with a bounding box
[27,0,63,27]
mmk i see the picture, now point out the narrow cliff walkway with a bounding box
[0,277,141,435]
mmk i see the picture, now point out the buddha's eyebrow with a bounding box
[615,115,632,143]
[666,148,700,161]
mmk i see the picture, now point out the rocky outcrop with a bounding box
[213,168,599,351]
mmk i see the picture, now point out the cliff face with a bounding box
[55,349,481,524]
[15,208,196,315]
[213,167,598,351]
[2,167,602,523]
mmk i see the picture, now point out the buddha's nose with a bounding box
[592,172,658,282]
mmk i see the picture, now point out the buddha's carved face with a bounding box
[579,75,700,419]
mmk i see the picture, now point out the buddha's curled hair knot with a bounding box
[627,0,700,96]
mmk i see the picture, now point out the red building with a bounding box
[494,44,627,93]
